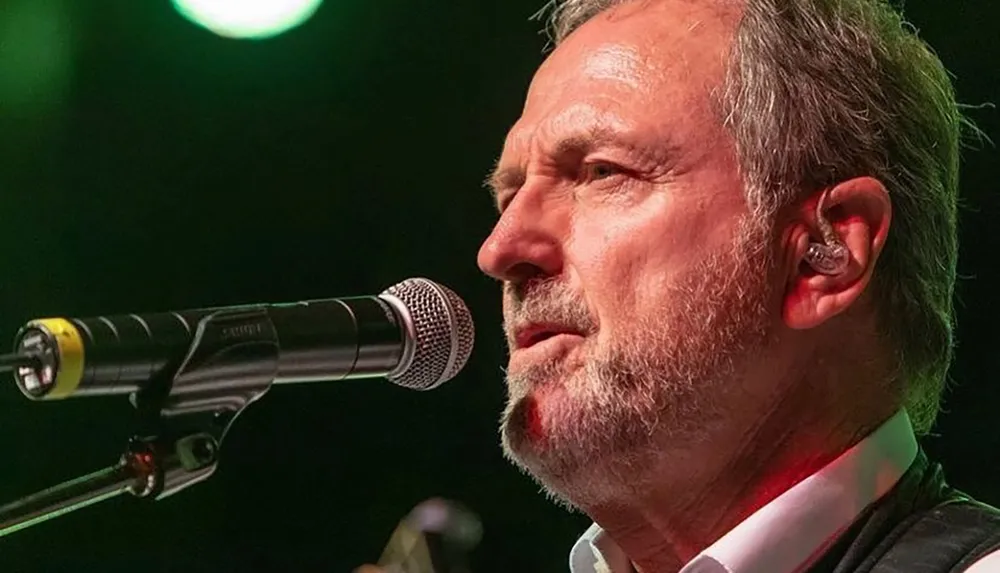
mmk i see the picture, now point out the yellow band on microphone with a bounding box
[28,318,85,399]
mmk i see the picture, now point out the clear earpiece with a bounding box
[805,241,849,275]
[803,192,849,275]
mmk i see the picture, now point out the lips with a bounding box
[514,323,582,349]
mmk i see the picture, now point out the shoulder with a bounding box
[964,550,1000,573]
[930,499,1000,572]
[876,498,1000,572]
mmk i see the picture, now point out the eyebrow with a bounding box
[484,123,644,206]
[484,162,525,204]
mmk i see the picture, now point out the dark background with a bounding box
[0,1,996,571]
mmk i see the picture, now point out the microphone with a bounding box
[9,278,475,402]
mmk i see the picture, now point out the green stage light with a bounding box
[172,0,323,39]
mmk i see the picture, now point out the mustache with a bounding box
[502,278,598,345]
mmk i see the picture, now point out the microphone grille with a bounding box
[380,278,475,390]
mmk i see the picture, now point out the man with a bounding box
[475,0,1000,572]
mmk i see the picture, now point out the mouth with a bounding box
[514,323,583,350]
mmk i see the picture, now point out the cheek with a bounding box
[565,190,736,340]
[567,205,679,331]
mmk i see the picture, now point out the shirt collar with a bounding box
[569,409,918,573]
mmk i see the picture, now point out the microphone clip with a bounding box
[0,307,288,536]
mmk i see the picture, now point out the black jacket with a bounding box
[811,449,1000,572]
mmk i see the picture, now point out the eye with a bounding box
[582,162,624,183]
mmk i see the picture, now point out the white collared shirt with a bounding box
[570,409,1000,573]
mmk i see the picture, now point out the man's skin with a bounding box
[477,1,896,571]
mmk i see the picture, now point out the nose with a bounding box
[477,190,564,284]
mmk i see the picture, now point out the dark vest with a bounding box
[810,449,1000,573]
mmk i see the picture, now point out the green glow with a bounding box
[172,0,324,40]
[0,0,74,114]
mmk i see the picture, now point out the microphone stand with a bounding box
[0,456,143,537]
[0,306,286,538]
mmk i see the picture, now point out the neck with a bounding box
[580,361,898,573]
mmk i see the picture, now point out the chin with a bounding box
[501,408,652,510]
[501,370,568,453]
[499,393,586,508]
[499,370,656,509]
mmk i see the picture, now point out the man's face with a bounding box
[478,1,776,505]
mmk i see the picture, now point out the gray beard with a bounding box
[498,225,773,510]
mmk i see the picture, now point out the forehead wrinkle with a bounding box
[537,103,634,154]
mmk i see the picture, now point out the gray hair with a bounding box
[539,0,965,435]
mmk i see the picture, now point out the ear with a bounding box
[782,177,892,330]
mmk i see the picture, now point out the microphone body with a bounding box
[12,278,474,402]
